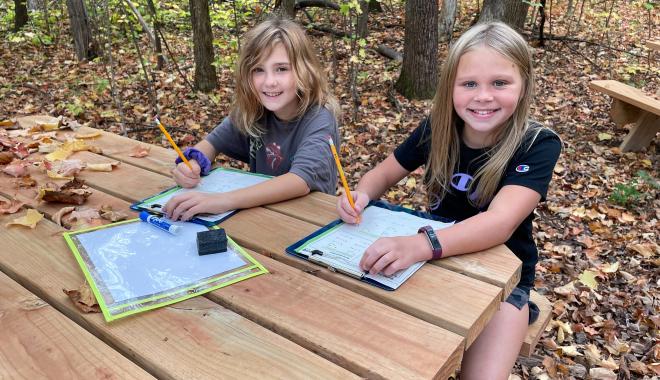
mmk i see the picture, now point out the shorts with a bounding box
[505,286,540,325]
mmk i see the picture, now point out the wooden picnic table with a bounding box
[0,124,522,379]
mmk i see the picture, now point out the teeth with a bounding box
[264,92,282,97]
[471,109,495,115]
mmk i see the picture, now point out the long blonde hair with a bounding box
[230,16,339,137]
[426,21,534,208]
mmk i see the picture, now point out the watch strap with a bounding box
[418,225,443,260]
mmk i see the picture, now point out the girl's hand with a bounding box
[163,192,232,221]
[172,160,202,188]
[359,234,433,276]
[336,190,369,224]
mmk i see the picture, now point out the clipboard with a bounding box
[131,167,272,226]
[286,201,453,291]
[64,218,268,321]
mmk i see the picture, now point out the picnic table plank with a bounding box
[221,207,502,348]
[268,192,522,298]
[207,249,464,379]
[0,209,358,380]
[61,127,176,176]
[647,40,660,52]
[0,271,153,380]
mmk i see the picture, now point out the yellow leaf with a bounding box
[578,270,598,289]
[45,146,73,161]
[597,133,612,141]
[87,161,120,172]
[0,119,15,126]
[6,209,44,228]
[46,170,74,180]
[629,243,656,258]
[554,281,576,296]
[640,159,652,168]
[405,177,416,189]
[74,131,102,139]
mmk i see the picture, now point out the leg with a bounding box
[460,302,528,380]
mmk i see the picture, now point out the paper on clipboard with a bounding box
[131,168,271,225]
[289,205,453,290]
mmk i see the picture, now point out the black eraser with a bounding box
[197,229,227,256]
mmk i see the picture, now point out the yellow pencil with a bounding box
[328,137,360,223]
[154,117,193,171]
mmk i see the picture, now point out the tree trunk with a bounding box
[146,0,165,70]
[395,0,438,100]
[438,0,457,42]
[189,0,217,92]
[280,0,296,18]
[357,0,369,38]
[66,0,98,60]
[478,0,529,30]
[14,0,28,31]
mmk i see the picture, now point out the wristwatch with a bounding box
[418,225,443,260]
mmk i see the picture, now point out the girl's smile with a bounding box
[252,43,299,121]
[453,46,523,148]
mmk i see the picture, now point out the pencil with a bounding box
[328,137,360,223]
[154,117,193,171]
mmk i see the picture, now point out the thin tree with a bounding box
[14,0,28,31]
[395,0,439,99]
[438,0,457,42]
[279,0,296,18]
[66,0,99,60]
[478,0,530,30]
[189,0,217,91]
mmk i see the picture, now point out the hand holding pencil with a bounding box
[328,138,366,224]
[156,117,202,188]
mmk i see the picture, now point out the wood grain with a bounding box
[0,271,153,380]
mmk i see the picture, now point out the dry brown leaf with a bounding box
[38,178,92,205]
[70,208,101,223]
[15,175,37,188]
[0,199,24,214]
[99,205,129,222]
[5,209,43,228]
[62,282,101,313]
[52,206,76,226]
[588,367,616,380]
[129,145,150,158]
[15,115,61,130]
[0,151,13,164]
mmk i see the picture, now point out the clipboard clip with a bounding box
[308,250,364,281]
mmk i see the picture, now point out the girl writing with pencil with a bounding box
[164,16,340,221]
[336,22,561,379]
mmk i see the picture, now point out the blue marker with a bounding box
[139,211,180,235]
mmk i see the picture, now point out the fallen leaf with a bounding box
[578,270,598,289]
[15,115,61,130]
[129,145,150,157]
[629,243,656,258]
[99,205,128,222]
[38,178,92,205]
[589,367,616,380]
[74,130,102,139]
[2,160,29,177]
[560,345,582,356]
[15,175,37,188]
[597,133,612,141]
[0,199,24,214]
[5,209,43,228]
[69,208,101,223]
[46,170,74,180]
[405,176,416,189]
[601,261,620,273]
[86,161,120,172]
[0,151,13,164]
[554,281,577,296]
[52,206,76,226]
[62,282,101,313]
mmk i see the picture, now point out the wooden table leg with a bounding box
[619,111,659,152]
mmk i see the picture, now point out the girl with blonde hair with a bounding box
[165,16,340,221]
[337,22,561,378]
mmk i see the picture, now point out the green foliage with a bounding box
[66,101,85,117]
[609,170,658,207]
[95,78,110,95]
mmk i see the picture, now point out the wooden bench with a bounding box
[647,40,660,52]
[589,80,660,152]
[519,290,552,357]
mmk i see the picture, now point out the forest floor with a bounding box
[0,1,658,379]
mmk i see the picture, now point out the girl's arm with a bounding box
[172,140,218,188]
[164,172,309,221]
[338,153,411,223]
[360,184,541,276]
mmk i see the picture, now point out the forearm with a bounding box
[194,140,218,162]
[223,172,310,210]
[435,211,516,258]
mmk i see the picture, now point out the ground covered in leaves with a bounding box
[0,1,658,379]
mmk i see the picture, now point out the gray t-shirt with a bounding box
[205,106,339,194]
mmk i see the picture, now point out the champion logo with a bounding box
[516,165,530,173]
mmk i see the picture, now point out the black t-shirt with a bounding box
[393,119,562,290]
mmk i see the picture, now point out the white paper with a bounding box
[137,169,270,223]
[295,206,453,289]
